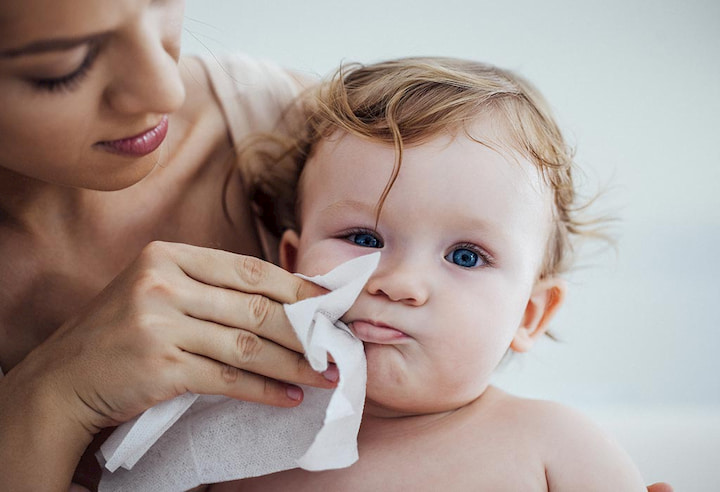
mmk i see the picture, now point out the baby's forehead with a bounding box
[303,122,551,197]
[302,128,554,222]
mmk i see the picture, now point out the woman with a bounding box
[0,1,673,490]
[0,0,338,489]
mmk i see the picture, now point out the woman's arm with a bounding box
[0,360,93,490]
[0,241,334,489]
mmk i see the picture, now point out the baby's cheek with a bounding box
[364,346,410,388]
[435,339,496,385]
[295,252,340,277]
[296,242,359,277]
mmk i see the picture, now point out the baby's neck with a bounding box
[360,386,499,436]
[354,387,503,460]
[361,382,495,419]
[362,402,456,421]
[357,410,453,448]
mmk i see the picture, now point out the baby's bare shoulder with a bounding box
[477,387,646,491]
[482,387,595,432]
[462,385,580,430]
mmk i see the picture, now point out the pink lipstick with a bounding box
[96,115,169,157]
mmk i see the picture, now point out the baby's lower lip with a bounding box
[95,115,169,157]
[350,320,409,344]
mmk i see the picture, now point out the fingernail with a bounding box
[322,364,339,383]
[286,385,303,401]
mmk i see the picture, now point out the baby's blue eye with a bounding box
[447,248,480,268]
[348,232,382,248]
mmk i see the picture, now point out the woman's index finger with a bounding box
[232,255,327,303]
[165,242,326,303]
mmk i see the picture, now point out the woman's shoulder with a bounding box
[175,54,310,138]
[140,55,309,263]
[172,54,315,262]
[180,54,311,145]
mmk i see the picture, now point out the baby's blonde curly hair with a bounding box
[246,57,596,278]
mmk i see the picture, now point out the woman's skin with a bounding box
[0,0,334,489]
[0,1,674,491]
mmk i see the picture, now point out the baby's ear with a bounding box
[279,229,300,272]
[511,277,567,353]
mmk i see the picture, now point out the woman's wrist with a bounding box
[0,354,94,489]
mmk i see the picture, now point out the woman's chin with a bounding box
[79,150,163,191]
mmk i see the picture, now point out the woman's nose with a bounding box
[103,22,185,116]
[366,254,430,306]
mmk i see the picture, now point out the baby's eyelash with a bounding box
[453,242,495,268]
[33,43,101,93]
[339,228,384,248]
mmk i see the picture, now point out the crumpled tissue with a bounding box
[97,252,380,491]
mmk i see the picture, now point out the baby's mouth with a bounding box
[349,320,409,344]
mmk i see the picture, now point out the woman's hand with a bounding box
[1,241,334,489]
[647,483,673,492]
[39,241,334,432]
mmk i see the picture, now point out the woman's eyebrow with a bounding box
[0,33,104,58]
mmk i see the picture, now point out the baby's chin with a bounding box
[363,349,490,417]
[362,372,426,418]
[364,376,489,418]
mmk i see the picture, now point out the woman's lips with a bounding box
[350,320,409,344]
[95,115,169,157]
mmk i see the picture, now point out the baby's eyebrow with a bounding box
[319,200,376,217]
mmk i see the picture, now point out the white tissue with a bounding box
[97,253,379,491]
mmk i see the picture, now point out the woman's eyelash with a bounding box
[33,43,101,93]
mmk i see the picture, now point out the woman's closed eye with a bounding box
[31,43,101,93]
[343,229,384,248]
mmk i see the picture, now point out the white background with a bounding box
[182,1,719,489]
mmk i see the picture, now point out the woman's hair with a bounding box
[246,56,598,278]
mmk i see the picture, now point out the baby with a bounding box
[226,57,645,491]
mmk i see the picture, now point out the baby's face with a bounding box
[281,122,557,417]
